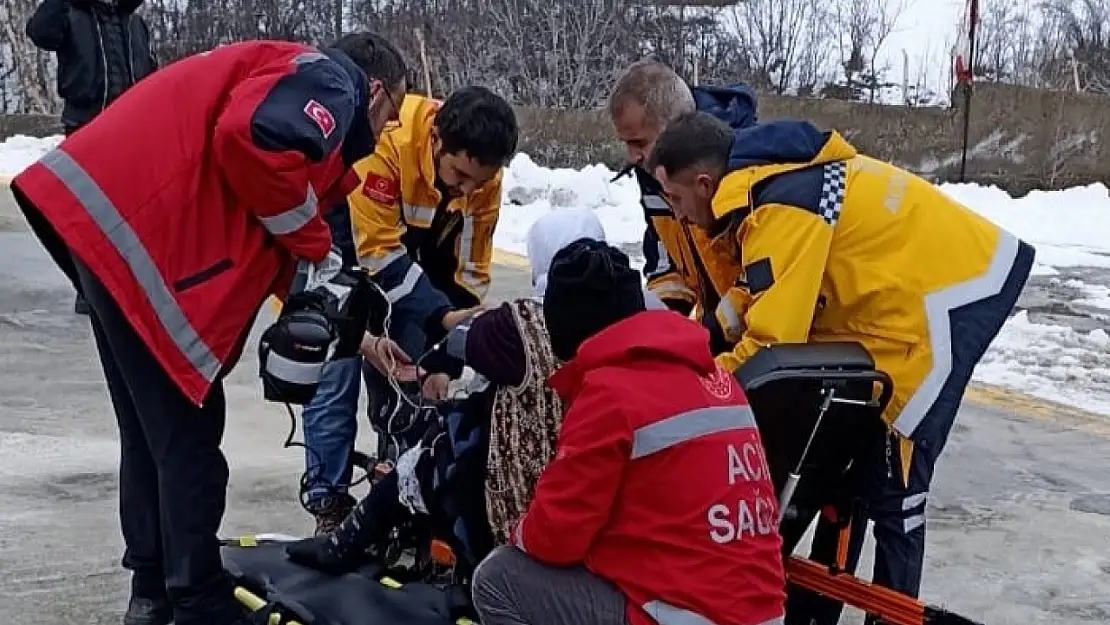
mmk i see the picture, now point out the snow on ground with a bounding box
[0,134,61,178]
[4,134,1110,414]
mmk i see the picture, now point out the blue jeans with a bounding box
[302,357,363,507]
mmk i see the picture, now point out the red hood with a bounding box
[549,310,716,399]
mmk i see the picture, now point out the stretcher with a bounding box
[222,342,985,625]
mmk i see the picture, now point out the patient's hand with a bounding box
[361,333,418,382]
[421,373,450,401]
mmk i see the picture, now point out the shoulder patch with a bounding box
[363,173,399,204]
[745,257,775,295]
[303,99,336,139]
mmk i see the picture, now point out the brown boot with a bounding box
[308,493,356,536]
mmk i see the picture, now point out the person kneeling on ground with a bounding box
[472,240,787,625]
[286,207,622,573]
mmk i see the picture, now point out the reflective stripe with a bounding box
[386,263,424,303]
[631,405,755,460]
[258,185,318,236]
[902,492,927,510]
[642,194,670,211]
[292,51,328,66]
[643,600,784,625]
[403,202,436,224]
[715,297,743,342]
[903,513,926,533]
[892,230,1020,437]
[359,249,406,273]
[40,149,222,383]
[457,215,489,298]
[264,351,324,385]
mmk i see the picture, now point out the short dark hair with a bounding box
[435,86,519,167]
[647,111,733,177]
[330,32,407,91]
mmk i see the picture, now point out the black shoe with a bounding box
[285,535,362,576]
[123,595,172,625]
[74,294,91,316]
[308,493,356,537]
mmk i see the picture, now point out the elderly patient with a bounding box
[285,208,659,574]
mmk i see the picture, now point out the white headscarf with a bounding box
[526,208,607,299]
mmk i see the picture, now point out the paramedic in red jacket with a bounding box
[472,239,787,625]
[10,34,407,625]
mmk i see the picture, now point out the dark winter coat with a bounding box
[25,0,158,131]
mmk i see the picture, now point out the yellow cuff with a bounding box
[715,352,743,375]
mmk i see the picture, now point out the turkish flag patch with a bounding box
[363,173,400,204]
[303,99,336,138]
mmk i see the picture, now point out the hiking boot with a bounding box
[309,493,357,536]
[123,595,172,625]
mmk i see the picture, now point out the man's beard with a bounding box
[433,152,461,198]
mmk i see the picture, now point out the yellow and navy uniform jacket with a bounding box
[627,84,760,318]
[706,120,1031,443]
[349,94,502,330]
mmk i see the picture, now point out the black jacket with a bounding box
[26,0,157,130]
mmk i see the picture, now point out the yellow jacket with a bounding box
[349,95,501,318]
[708,121,1024,442]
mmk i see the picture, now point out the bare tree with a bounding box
[725,0,833,94]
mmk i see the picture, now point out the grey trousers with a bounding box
[472,546,629,625]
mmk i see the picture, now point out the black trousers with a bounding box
[70,258,242,625]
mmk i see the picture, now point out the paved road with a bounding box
[3,188,1110,625]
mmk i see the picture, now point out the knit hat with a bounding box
[542,239,647,361]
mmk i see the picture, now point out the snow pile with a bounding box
[0,135,62,179]
[496,154,644,258]
[975,312,1110,414]
[941,183,1110,275]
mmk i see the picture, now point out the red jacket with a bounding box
[11,41,374,406]
[512,310,786,625]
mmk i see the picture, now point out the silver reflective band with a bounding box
[360,249,406,272]
[40,149,222,383]
[264,351,324,385]
[903,513,926,533]
[403,202,436,224]
[292,51,328,66]
[643,600,784,625]
[642,194,670,211]
[457,214,489,297]
[893,230,1020,437]
[902,492,927,510]
[631,405,756,460]
[386,263,424,303]
[259,185,318,236]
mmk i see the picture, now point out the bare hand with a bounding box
[421,373,451,401]
[442,305,485,330]
[360,333,418,382]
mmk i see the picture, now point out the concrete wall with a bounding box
[4,83,1108,194]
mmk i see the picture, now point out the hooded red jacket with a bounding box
[11,40,373,406]
[512,310,786,625]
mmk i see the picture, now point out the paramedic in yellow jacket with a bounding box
[349,86,518,438]
[648,111,1035,609]
[608,60,760,318]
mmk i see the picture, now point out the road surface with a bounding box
[2,188,1110,625]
